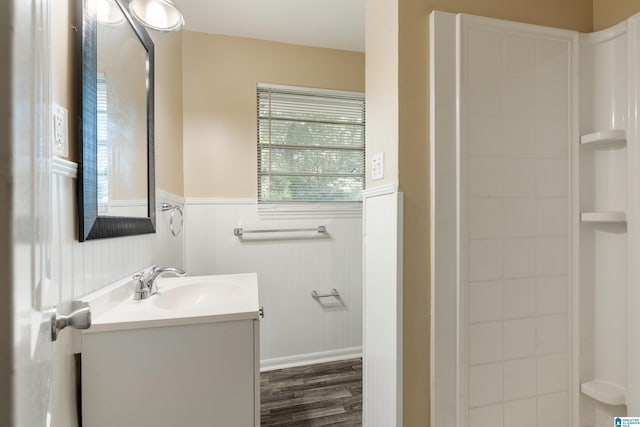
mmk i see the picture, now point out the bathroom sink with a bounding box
[82,272,259,333]
[153,279,245,311]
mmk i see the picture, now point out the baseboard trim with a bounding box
[260,346,362,372]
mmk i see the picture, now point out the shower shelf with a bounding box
[580,212,626,223]
[581,380,626,406]
[580,129,626,147]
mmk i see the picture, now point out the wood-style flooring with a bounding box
[260,358,363,426]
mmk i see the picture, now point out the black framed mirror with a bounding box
[77,0,155,241]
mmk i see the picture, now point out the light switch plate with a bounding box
[52,103,69,157]
[371,152,384,180]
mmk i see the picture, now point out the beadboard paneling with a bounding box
[184,200,363,364]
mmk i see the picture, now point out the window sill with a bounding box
[258,202,363,219]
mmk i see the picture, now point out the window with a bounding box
[257,84,365,204]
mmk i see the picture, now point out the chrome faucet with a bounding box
[133,265,186,300]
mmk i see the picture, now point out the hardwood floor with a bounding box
[260,358,363,426]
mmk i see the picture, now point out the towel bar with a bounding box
[311,288,340,299]
[233,225,326,237]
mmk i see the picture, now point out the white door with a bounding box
[9,0,56,425]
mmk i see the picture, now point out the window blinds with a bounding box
[257,86,366,203]
[96,74,109,212]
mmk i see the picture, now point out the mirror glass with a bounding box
[77,0,156,241]
[97,6,148,217]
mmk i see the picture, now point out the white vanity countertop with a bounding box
[81,272,260,334]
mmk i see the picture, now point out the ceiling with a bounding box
[172,0,365,52]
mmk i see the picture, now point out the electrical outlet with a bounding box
[52,103,69,157]
[371,152,384,180]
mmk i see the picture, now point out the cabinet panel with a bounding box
[82,320,257,427]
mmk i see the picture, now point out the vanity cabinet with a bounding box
[82,318,260,427]
[79,272,261,427]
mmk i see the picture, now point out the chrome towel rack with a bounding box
[233,225,326,237]
[311,288,340,299]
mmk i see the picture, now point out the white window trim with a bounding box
[258,201,362,219]
[257,82,364,99]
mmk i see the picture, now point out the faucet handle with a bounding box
[133,274,150,300]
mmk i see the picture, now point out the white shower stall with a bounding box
[430,10,640,427]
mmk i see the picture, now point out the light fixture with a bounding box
[96,0,126,25]
[128,0,185,32]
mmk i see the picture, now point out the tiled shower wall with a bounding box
[462,19,572,427]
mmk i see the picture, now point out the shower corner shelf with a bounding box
[580,211,626,223]
[581,380,627,406]
[580,129,627,147]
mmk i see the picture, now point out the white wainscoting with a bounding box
[50,157,184,427]
[362,184,403,427]
[183,198,363,367]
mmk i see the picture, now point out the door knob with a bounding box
[51,301,91,341]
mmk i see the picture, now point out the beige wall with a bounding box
[52,0,184,196]
[363,0,594,425]
[181,32,365,198]
[365,0,399,187]
[151,31,184,196]
[593,0,640,30]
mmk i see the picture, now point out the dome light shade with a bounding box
[96,0,126,25]
[128,0,184,32]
